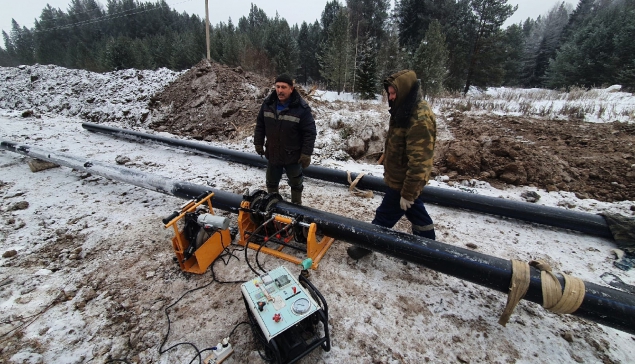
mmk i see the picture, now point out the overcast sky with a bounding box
[0,0,569,40]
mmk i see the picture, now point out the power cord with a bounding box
[161,229,251,363]
[158,282,205,363]
[254,219,295,274]
[185,321,252,364]
[210,241,246,285]
[243,216,276,276]
[159,239,230,363]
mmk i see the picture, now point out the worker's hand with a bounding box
[255,145,264,156]
[399,196,414,211]
[298,154,311,169]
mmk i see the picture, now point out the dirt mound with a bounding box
[148,59,272,141]
[436,112,635,202]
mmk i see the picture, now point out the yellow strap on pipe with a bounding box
[346,171,373,198]
[498,259,530,326]
[499,259,587,327]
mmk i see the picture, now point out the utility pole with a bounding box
[352,21,359,94]
[205,0,211,60]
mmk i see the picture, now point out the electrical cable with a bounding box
[244,304,274,363]
[254,219,275,274]
[39,0,193,22]
[30,0,196,34]
[186,321,253,364]
[158,277,216,364]
[159,205,263,363]
[228,321,250,338]
[210,237,246,285]
[184,235,253,363]
[243,216,276,276]
[255,219,295,274]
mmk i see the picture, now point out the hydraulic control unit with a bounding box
[241,266,330,364]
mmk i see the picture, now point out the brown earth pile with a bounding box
[148,59,272,141]
[436,112,635,202]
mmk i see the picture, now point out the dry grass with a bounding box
[437,86,635,122]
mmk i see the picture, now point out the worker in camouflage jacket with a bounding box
[254,74,317,205]
[348,69,437,260]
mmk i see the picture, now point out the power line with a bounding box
[28,0,196,34]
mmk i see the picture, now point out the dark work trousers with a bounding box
[372,187,436,240]
[266,163,304,191]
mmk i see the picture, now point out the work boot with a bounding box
[291,190,302,205]
[267,186,279,194]
[347,246,372,260]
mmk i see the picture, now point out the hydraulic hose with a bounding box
[1,139,634,335]
[81,122,614,239]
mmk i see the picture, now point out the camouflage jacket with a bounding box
[382,70,437,201]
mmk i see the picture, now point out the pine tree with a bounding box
[319,7,352,93]
[67,0,105,70]
[544,1,633,89]
[413,20,449,100]
[2,30,18,65]
[394,0,477,92]
[34,5,70,66]
[296,21,324,84]
[559,0,595,44]
[532,4,570,86]
[439,0,476,91]
[463,0,517,94]
[237,5,274,75]
[377,15,407,79]
[264,16,299,76]
[321,0,342,36]
[346,0,389,97]
[148,34,174,69]
[0,46,16,66]
[297,22,313,83]
[307,21,323,83]
[223,19,243,67]
[470,31,507,87]
[8,20,35,65]
[346,0,390,44]
[394,0,427,52]
[612,0,635,91]
[101,36,137,70]
[356,37,379,99]
[239,4,269,50]
[500,23,524,86]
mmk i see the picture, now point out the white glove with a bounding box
[399,197,414,211]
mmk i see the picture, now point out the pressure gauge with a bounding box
[291,298,311,315]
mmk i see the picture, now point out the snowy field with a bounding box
[0,64,634,363]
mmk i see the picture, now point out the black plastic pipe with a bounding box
[81,122,614,239]
[0,139,242,212]
[2,139,634,335]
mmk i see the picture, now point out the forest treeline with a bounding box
[1,0,634,98]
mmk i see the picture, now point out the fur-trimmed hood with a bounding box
[383,70,421,128]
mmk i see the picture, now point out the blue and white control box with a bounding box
[241,266,319,342]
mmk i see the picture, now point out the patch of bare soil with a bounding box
[148,60,272,141]
[435,112,635,202]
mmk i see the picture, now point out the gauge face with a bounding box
[291,298,311,315]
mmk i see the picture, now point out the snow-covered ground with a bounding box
[448,85,635,123]
[0,65,634,363]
